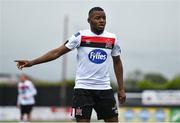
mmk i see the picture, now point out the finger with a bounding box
[18,66,22,70]
[14,60,21,62]
[16,63,21,69]
[119,96,126,104]
[121,96,126,104]
[119,98,124,104]
[17,64,24,70]
[19,65,25,70]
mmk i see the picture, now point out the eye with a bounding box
[95,16,100,20]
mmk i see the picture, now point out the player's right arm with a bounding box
[15,44,70,70]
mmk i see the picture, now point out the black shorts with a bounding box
[20,104,33,115]
[72,89,118,120]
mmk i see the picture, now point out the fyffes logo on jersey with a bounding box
[88,49,107,64]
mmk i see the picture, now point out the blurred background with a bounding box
[0,0,180,122]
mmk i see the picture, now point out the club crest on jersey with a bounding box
[88,49,107,64]
[105,40,113,49]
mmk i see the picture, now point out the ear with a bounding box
[87,17,90,23]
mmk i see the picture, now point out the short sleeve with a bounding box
[65,32,81,50]
[111,35,121,56]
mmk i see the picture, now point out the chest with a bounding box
[18,83,30,93]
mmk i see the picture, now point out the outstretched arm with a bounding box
[15,44,70,69]
[112,55,126,104]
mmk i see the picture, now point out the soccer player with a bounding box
[17,74,37,122]
[15,7,126,122]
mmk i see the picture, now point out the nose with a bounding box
[99,17,105,23]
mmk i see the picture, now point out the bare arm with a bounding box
[15,44,70,69]
[112,55,126,104]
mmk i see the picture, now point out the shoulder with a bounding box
[71,30,85,38]
[72,29,91,38]
[103,30,117,38]
[78,29,92,35]
[104,30,121,42]
[25,80,33,85]
[18,82,21,86]
[74,31,81,37]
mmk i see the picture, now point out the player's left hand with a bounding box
[118,89,126,104]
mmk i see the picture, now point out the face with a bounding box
[19,75,26,82]
[88,11,106,34]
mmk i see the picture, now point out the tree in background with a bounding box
[125,70,143,90]
[125,70,180,90]
[143,73,167,84]
[166,74,180,89]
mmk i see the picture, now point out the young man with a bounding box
[17,74,37,122]
[15,7,126,122]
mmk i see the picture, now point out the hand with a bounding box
[22,96,28,99]
[14,60,33,70]
[117,89,126,104]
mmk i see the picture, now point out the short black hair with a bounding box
[88,7,104,16]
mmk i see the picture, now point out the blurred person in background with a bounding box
[17,74,37,122]
[15,7,126,122]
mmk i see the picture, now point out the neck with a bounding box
[91,29,104,35]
